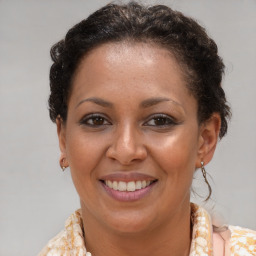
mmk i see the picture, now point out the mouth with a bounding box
[102,180,156,192]
[99,175,158,202]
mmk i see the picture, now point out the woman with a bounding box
[39,2,256,255]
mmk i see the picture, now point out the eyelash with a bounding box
[79,113,177,128]
[144,114,177,127]
[79,114,111,127]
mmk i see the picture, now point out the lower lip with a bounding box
[101,182,156,202]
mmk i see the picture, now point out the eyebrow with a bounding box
[76,96,183,110]
[76,97,113,108]
[140,97,182,108]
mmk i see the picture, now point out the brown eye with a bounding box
[91,116,105,125]
[80,114,111,126]
[153,117,170,126]
[145,114,176,127]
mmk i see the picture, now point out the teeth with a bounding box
[113,181,118,190]
[105,180,153,191]
[135,181,142,190]
[118,181,127,191]
[106,180,113,189]
[127,181,136,192]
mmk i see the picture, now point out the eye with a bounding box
[80,114,111,127]
[144,114,176,127]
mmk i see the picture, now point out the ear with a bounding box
[56,117,67,160]
[196,113,221,167]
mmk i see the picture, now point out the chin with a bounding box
[95,206,157,235]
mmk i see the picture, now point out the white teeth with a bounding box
[106,180,113,188]
[113,181,118,190]
[118,181,127,191]
[135,181,142,190]
[127,181,136,192]
[105,180,153,191]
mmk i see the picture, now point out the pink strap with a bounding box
[213,229,231,256]
[213,232,225,255]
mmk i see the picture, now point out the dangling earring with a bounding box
[60,157,68,171]
[201,161,212,200]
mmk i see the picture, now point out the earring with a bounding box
[200,161,212,201]
[60,157,68,171]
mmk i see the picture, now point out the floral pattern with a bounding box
[229,226,256,256]
[38,204,256,256]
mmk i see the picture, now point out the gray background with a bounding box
[0,0,255,255]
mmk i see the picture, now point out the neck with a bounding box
[81,201,192,256]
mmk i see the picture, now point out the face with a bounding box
[58,42,217,234]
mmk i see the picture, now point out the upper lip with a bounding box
[99,172,157,182]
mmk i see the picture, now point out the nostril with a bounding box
[106,142,147,165]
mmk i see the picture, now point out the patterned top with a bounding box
[38,204,256,256]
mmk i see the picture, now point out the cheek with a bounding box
[148,127,199,178]
[66,128,104,166]
[64,128,107,192]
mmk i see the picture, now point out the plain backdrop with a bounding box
[0,0,255,255]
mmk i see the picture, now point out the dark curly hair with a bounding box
[49,1,231,139]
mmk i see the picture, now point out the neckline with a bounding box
[47,203,214,256]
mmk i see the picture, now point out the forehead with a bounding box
[87,42,175,67]
[69,42,195,110]
[73,42,185,86]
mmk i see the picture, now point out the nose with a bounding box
[106,123,147,165]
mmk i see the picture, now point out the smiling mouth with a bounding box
[101,180,156,192]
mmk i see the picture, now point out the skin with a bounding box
[57,42,221,256]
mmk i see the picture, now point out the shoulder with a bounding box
[38,209,86,256]
[37,230,67,256]
[229,225,256,255]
